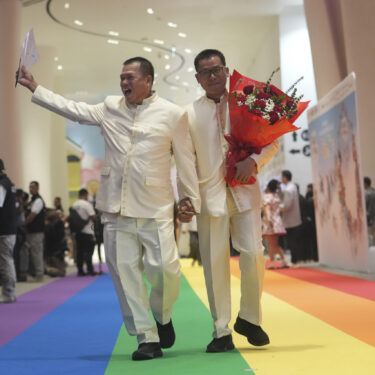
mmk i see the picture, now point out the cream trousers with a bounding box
[197,189,265,338]
[103,215,180,344]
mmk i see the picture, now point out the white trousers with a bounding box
[197,189,266,338]
[103,215,180,344]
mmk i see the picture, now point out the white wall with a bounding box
[279,5,317,194]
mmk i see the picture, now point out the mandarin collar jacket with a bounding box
[186,94,278,217]
[32,86,200,219]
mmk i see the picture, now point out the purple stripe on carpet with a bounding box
[0,264,108,348]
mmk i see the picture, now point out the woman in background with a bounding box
[262,179,288,269]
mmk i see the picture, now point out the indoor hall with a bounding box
[1,0,375,374]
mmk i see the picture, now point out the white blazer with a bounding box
[186,95,278,217]
[32,86,200,219]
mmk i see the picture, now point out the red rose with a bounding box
[254,99,266,109]
[257,92,271,99]
[243,85,254,95]
[274,105,284,114]
[286,99,295,108]
[269,111,279,124]
[237,95,247,103]
[251,108,263,117]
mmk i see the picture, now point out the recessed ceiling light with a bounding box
[168,22,177,28]
[107,39,119,45]
[178,32,186,38]
[182,82,189,86]
[154,39,164,45]
[64,3,70,9]
[109,31,119,36]
[147,8,154,14]
[143,47,152,52]
[74,20,83,26]
[184,48,192,54]
[175,75,180,80]
[54,56,59,62]
[165,64,171,70]
[164,55,170,60]
[170,86,178,91]
[187,67,194,72]
[57,65,63,70]
[155,73,158,78]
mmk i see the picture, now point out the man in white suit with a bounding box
[18,57,200,361]
[179,49,278,352]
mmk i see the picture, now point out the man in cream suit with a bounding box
[179,49,278,352]
[18,58,200,361]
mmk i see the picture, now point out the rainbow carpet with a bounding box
[1,259,375,375]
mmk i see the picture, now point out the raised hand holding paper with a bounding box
[15,28,40,87]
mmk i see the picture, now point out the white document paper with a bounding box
[16,28,40,86]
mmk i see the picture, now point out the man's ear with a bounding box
[225,67,230,78]
[195,73,200,85]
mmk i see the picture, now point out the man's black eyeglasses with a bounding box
[197,66,225,79]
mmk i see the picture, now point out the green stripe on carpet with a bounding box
[105,273,252,374]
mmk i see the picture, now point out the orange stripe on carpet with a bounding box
[230,258,375,348]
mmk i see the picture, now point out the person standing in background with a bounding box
[262,179,288,269]
[21,181,46,282]
[364,177,375,246]
[0,159,18,303]
[72,188,96,276]
[280,170,302,265]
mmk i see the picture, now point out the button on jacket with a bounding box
[32,86,200,219]
[186,94,278,216]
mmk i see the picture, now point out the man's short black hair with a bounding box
[79,188,89,197]
[282,170,292,181]
[30,181,39,188]
[123,57,154,83]
[194,49,226,72]
[364,177,371,187]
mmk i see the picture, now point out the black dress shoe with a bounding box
[156,320,175,349]
[132,343,163,361]
[234,316,270,346]
[206,334,235,353]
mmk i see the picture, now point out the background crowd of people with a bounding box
[0,159,104,304]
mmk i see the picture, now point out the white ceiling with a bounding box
[20,0,303,104]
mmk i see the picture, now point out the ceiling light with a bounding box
[143,47,152,52]
[168,22,177,28]
[175,75,180,80]
[155,73,158,78]
[54,56,59,62]
[57,65,63,70]
[64,3,70,9]
[109,31,119,36]
[107,39,119,45]
[74,20,83,26]
[164,55,170,60]
[182,82,189,86]
[187,67,194,72]
[165,64,171,70]
[178,32,186,38]
[147,8,154,14]
[171,47,176,56]
[184,48,192,54]
[170,86,178,91]
[154,39,164,45]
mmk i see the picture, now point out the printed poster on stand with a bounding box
[307,73,369,272]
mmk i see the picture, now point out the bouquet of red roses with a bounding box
[225,68,309,186]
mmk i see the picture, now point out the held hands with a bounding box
[234,157,258,184]
[16,65,38,93]
[177,197,196,223]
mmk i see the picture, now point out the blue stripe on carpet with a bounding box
[0,273,123,375]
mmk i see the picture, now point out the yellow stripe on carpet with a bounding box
[181,258,375,375]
